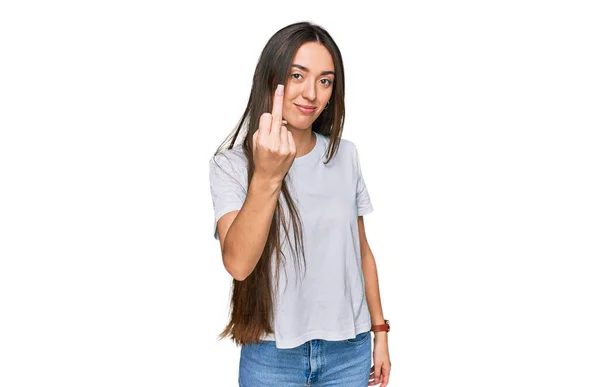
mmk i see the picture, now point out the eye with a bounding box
[291,73,303,80]
[320,78,333,87]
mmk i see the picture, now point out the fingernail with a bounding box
[276,84,283,96]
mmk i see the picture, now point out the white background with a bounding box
[1,0,599,386]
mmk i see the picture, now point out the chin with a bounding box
[289,123,313,131]
[283,118,311,130]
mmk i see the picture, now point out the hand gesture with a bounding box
[252,84,296,184]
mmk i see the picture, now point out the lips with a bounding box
[294,104,317,114]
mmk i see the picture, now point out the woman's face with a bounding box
[282,42,335,131]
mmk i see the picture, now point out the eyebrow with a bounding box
[291,64,335,76]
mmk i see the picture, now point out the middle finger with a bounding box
[270,84,284,136]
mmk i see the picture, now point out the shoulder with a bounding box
[332,136,360,165]
[208,146,249,188]
[209,145,248,172]
[339,137,358,154]
[319,133,357,157]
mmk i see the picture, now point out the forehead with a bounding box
[292,42,334,71]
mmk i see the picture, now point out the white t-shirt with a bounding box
[209,131,374,349]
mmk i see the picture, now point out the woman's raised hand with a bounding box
[252,84,297,184]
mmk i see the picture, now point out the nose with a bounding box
[302,80,317,102]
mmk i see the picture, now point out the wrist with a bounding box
[370,318,390,334]
[250,173,282,195]
[374,331,388,344]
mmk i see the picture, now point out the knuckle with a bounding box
[259,115,271,128]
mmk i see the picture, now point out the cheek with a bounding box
[282,100,294,116]
[321,89,333,104]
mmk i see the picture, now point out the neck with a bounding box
[289,127,316,158]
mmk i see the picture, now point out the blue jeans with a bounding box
[239,331,372,386]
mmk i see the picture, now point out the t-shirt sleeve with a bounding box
[208,152,248,240]
[354,144,374,216]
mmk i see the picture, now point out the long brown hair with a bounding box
[213,21,346,346]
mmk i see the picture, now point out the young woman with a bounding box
[209,21,392,386]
